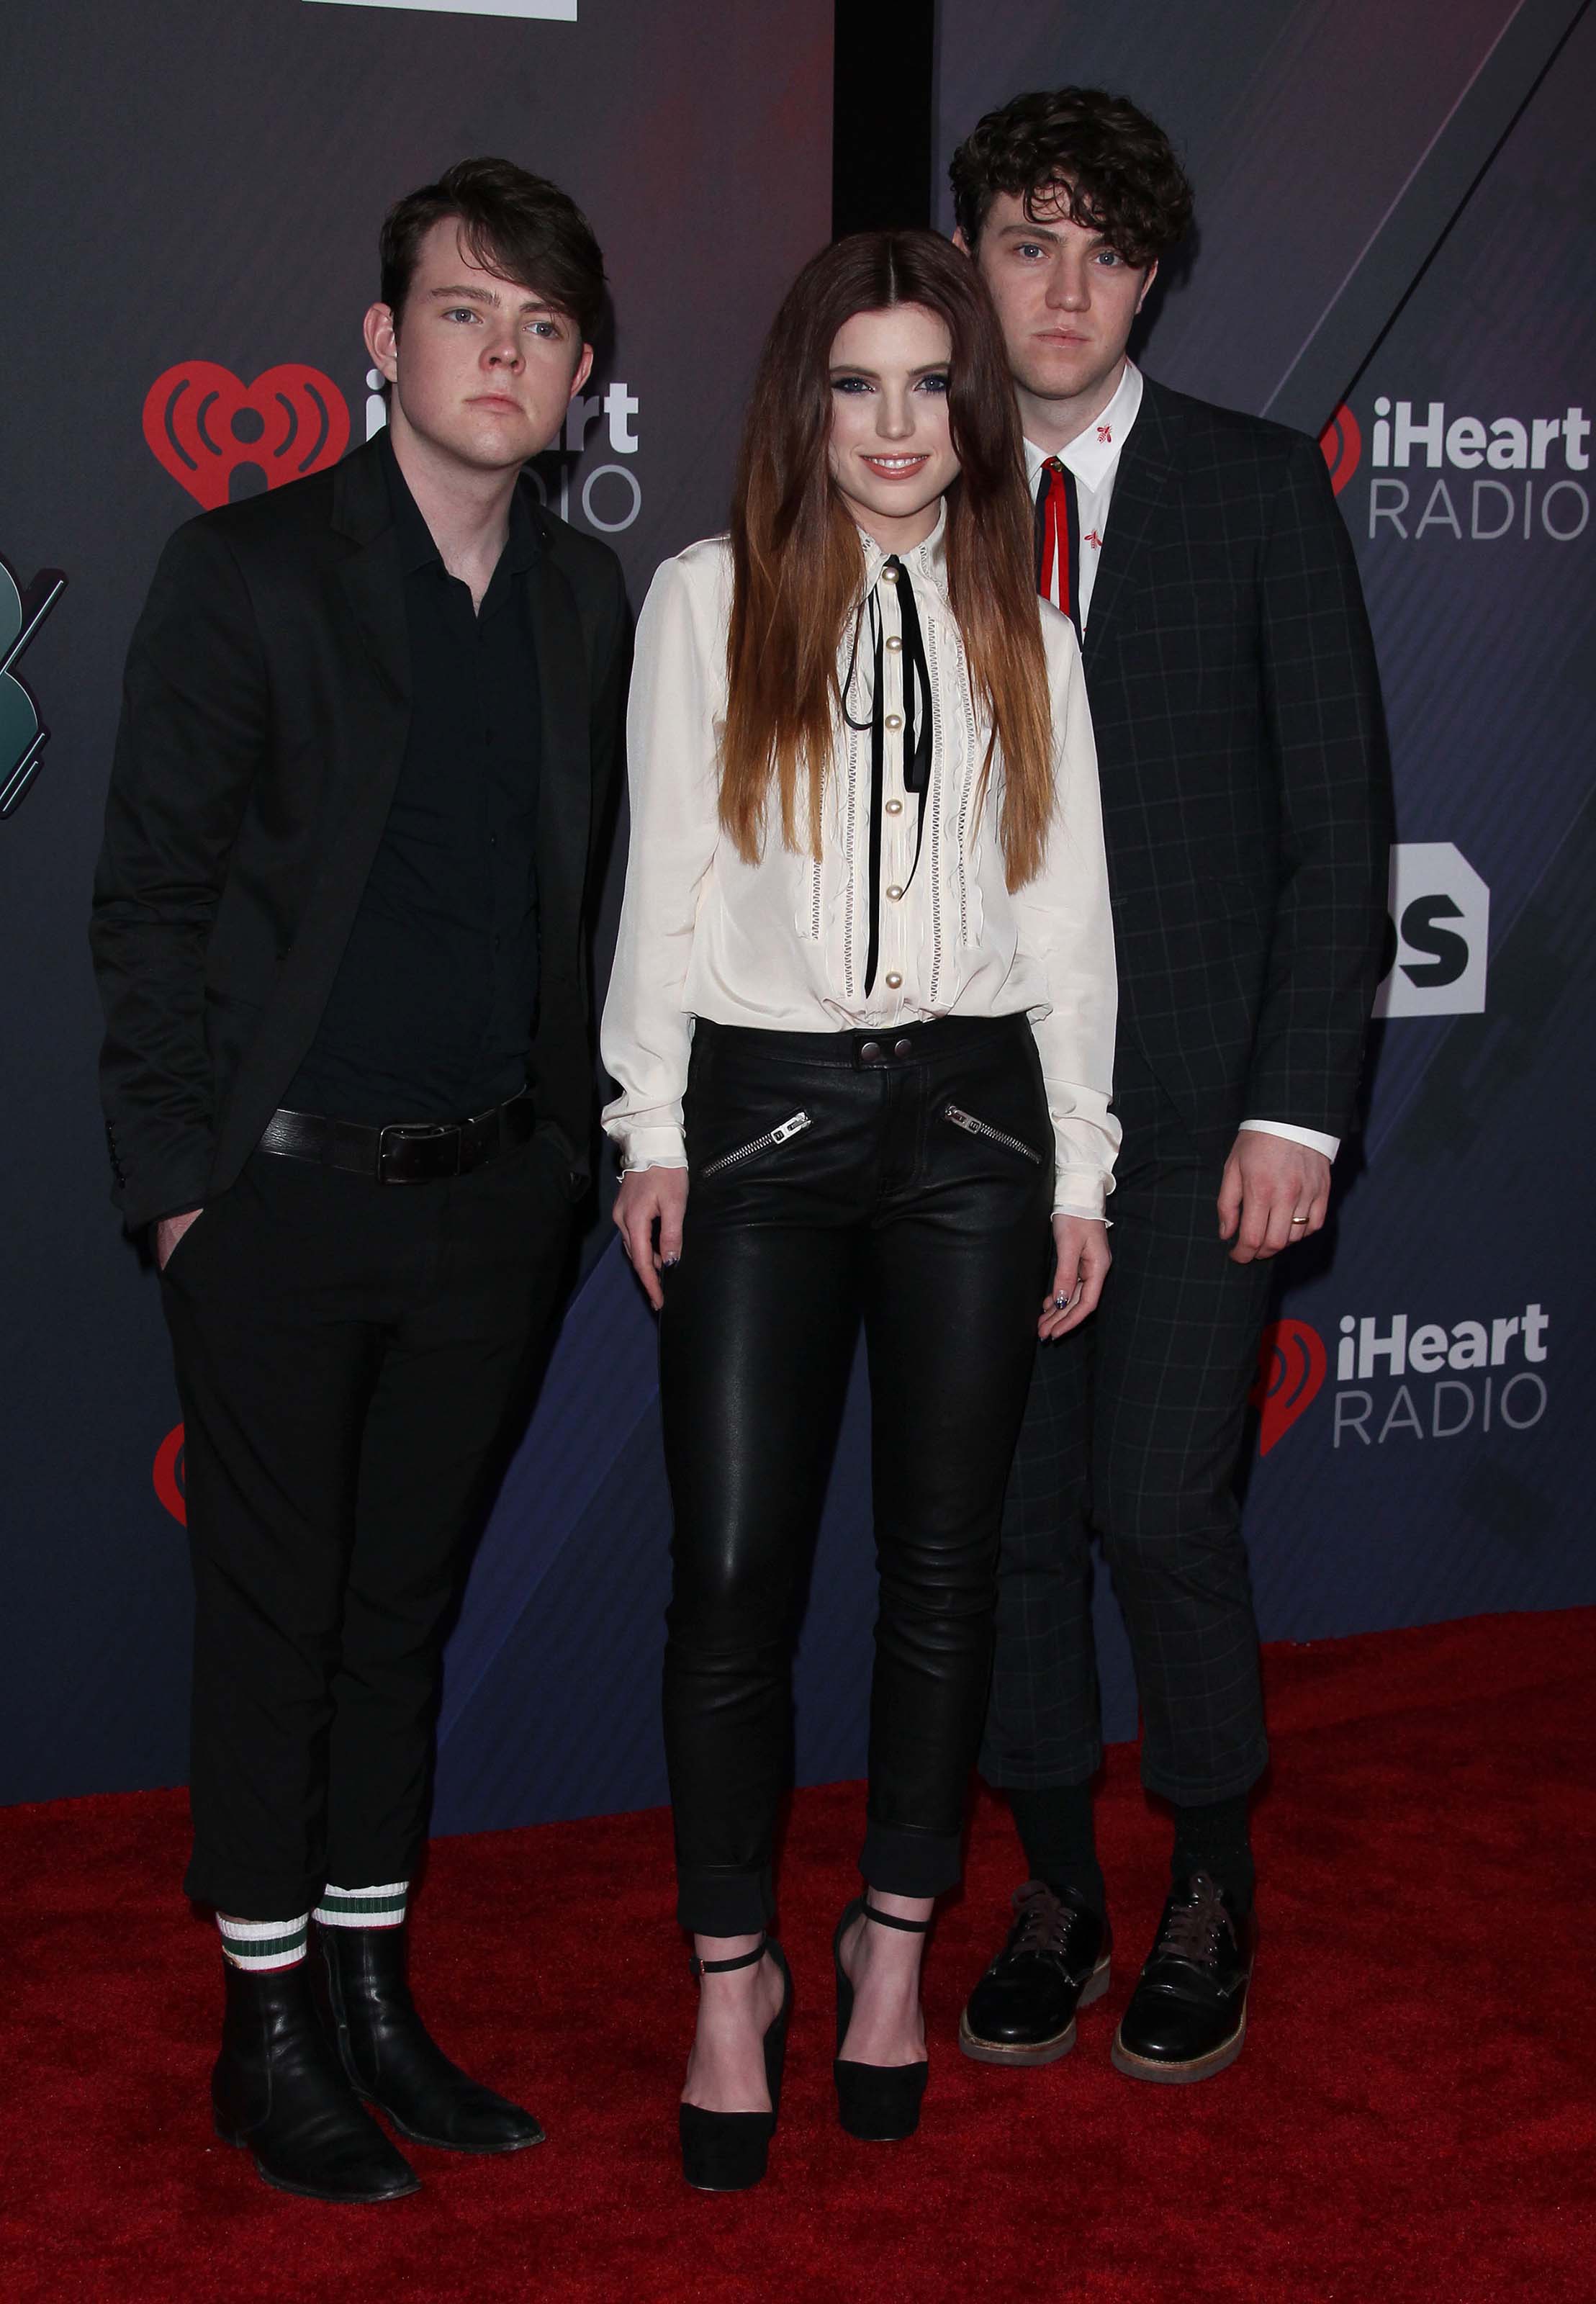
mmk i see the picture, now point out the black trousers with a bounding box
[161,1130,572,1919]
[980,1044,1272,1806]
[660,1014,1055,1936]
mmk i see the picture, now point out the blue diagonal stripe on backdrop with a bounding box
[436,1235,660,1749]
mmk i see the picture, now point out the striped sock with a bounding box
[313,1880,409,1930]
[217,1912,310,1971]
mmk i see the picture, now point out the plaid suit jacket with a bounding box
[1081,375,1392,1146]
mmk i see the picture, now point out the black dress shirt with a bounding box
[287,433,542,1123]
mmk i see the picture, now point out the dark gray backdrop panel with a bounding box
[0,0,832,1806]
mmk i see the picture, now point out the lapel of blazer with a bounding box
[523,508,591,961]
[1083,376,1190,678]
[333,438,410,708]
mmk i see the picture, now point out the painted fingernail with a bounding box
[662,1254,680,1268]
[1054,1292,1069,1308]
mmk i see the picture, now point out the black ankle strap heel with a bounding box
[832,1898,932,2143]
[679,1935,793,2192]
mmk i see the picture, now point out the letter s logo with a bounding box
[1375,844,1489,1018]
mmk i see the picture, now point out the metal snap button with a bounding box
[859,1040,883,1064]
[893,1038,914,1058]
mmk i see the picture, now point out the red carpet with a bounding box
[4,1611,1594,2303]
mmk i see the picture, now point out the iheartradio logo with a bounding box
[1250,1319,1327,1455]
[143,362,350,508]
[153,1422,186,1526]
[1319,402,1362,497]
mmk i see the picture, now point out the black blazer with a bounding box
[1081,376,1392,1146]
[91,436,628,1232]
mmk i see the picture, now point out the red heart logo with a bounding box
[143,362,350,508]
[1250,1318,1327,1456]
[1318,401,1361,495]
[153,1421,186,1526]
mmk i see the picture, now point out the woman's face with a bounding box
[826,303,960,552]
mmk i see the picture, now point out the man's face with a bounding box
[364,218,593,473]
[958,189,1154,409]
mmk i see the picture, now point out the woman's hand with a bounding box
[1037,1214,1110,1341]
[613,1165,689,1311]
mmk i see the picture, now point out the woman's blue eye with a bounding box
[917,374,950,394]
[831,377,872,392]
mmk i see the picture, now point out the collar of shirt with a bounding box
[1023,358,1145,494]
[854,497,950,608]
[379,425,539,586]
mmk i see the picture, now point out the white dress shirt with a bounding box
[601,508,1122,1218]
[1024,360,1339,1166]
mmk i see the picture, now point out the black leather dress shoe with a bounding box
[212,1960,420,2202]
[1112,1872,1257,2084]
[959,1882,1112,2066]
[315,1922,544,2154]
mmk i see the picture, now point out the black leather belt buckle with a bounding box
[378,1121,462,1184]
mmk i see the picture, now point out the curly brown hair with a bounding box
[949,88,1193,269]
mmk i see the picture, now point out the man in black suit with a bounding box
[950,91,1392,2083]
[91,158,627,2198]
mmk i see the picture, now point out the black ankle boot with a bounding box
[212,1959,420,2202]
[314,1922,544,2154]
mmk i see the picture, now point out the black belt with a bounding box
[258,1087,538,1184]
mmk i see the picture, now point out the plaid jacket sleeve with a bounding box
[1244,434,1393,1137]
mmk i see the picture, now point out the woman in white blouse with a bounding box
[602,230,1118,2192]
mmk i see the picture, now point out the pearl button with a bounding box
[885,798,903,815]
[885,714,903,731]
[885,971,903,989]
[886,884,903,901]
[881,567,899,582]
[885,635,903,652]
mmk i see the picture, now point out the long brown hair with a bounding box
[722,230,1054,890]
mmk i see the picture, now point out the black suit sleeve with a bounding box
[587,557,631,885]
[89,521,269,1230]
[1245,436,1394,1139]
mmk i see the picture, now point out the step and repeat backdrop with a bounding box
[4,0,1591,1827]
[0,0,833,1812]
[933,0,1596,1750]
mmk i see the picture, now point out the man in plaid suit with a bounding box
[950,88,1392,2082]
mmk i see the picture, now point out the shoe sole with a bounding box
[214,2120,422,2202]
[366,2100,545,2155]
[957,1957,1112,2067]
[1109,2010,1246,2085]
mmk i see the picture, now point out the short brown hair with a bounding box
[379,156,606,343]
[722,231,1054,893]
[950,88,1193,269]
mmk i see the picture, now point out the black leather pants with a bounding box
[659,1013,1055,1935]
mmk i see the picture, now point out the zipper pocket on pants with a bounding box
[699,1110,813,1181]
[943,1104,1042,1163]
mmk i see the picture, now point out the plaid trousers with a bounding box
[980,1047,1272,1805]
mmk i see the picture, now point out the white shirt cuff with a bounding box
[1238,1119,1340,1161]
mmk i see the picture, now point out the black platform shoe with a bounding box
[959,1881,1112,2066]
[832,1899,931,2142]
[212,1958,420,2202]
[315,1923,544,2153]
[679,1935,793,2192]
[1112,1872,1257,2084]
